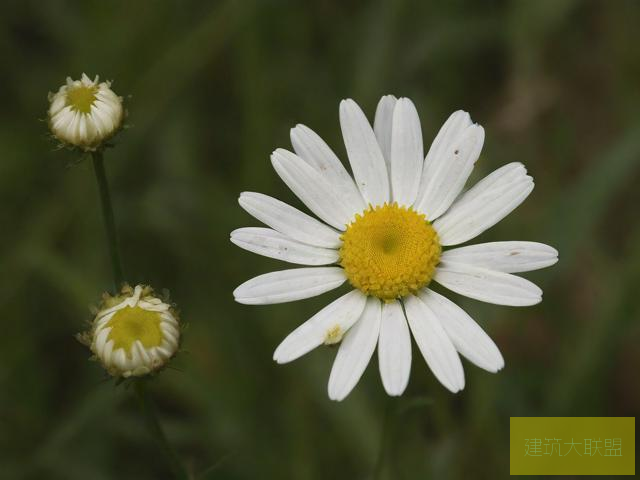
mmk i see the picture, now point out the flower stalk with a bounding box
[372,398,394,480]
[135,380,190,480]
[91,150,124,292]
[89,150,187,479]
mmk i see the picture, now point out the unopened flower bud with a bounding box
[83,284,180,378]
[48,73,124,151]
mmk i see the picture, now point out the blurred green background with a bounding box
[1,0,639,479]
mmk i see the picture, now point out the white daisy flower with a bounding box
[232,96,558,401]
[48,73,124,151]
[85,284,180,378]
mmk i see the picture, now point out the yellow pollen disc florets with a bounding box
[339,203,441,301]
[106,306,163,351]
[66,84,98,113]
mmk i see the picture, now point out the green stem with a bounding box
[91,151,124,292]
[372,398,395,480]
[135,381,190,480]
[91,153,187,478]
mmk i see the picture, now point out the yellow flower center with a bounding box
[66,85,97,113]
[106,306,163,353]
[339,203,441,301]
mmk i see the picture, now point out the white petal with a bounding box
[113,348,127,372]
[102,340,114,365]
[339,99,390,206]
[450,161,525,205]
[378,302,411,396]
[273,290,367,363]
[328,297,381,401]
[390,98,423,205]
[91,103,114,133]
[135,340,152,366]
[234,267,346,305]
[418,289,504,373]
[441,241,558,273]
[271,149,355,230]
[290,124,366,215]
[94,327,110,354]
[49,94,66,116]
[67,111,81,142]
[415,111,472,212]
[426,111,473,163]
[230,227,339,265]
[434,262,542,306]
[239,192,342,248]
[373,95,398,170]
[434,163,534,246]
[51,106,74,132]
[414,124,484,220]
[404,295,465,393]
[77,114,88,143]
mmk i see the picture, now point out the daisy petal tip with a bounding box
[289,124,305,138]
[269,153,283,170]
[340,98,360,112]
[513,161,527,172]
[544,249,560,268]
[232,296,250,305]
[446,376,465,394]
[327,387,346,402]
[238,191,256,204]
[270,148,283,160]
[383,383,408,397]
[461,124,485,147]
[520,292,543,307]
[486,359,505,374]
[452,109,471,121]
[272,350,288,364]
[232,288,252,305]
